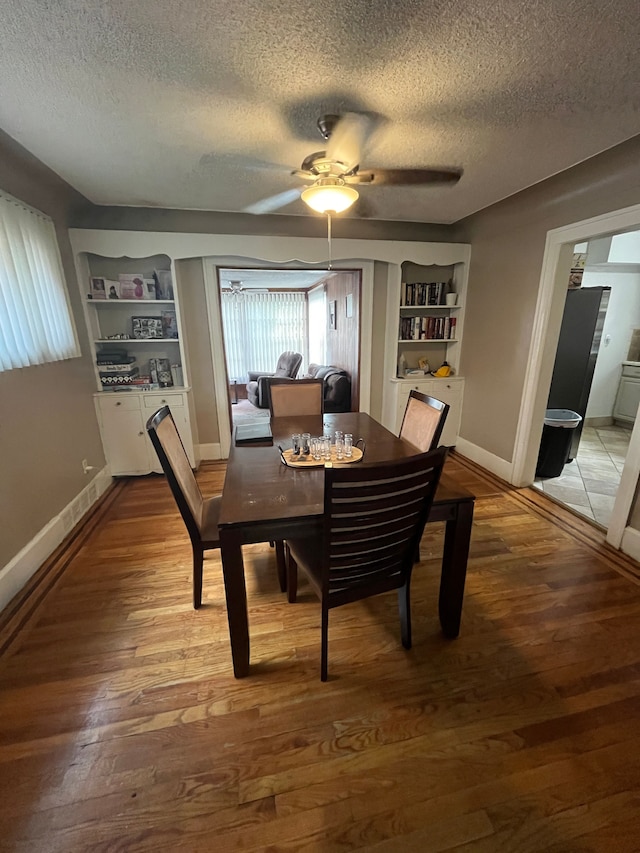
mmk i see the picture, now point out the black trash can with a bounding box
[535,409,583,478]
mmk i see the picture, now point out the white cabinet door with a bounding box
[142,393,194,468]
[614,377,640,423]
[96,397,150,475]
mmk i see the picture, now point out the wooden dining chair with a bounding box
[400,390,450,451]
[286,446,448,680]
[146,405,222,609]
[268,377,324,417]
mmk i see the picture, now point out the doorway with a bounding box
[532,234,640,526]
[209,264,363,450]
[513,202,640,555]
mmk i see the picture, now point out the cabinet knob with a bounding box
[138,431,144,436]
[161,399,166,403]
[116,401,121,406]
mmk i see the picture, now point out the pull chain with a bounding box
[327,212,332,270]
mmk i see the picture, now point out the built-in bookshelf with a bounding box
[80,254,185,393]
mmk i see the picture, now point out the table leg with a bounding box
[220,529,250,677]
[438,500,474,638]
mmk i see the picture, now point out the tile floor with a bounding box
[533,424,631,526]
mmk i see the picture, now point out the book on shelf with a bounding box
[401,281,448,307]
[399,314,456,340]
[96,350,133,365]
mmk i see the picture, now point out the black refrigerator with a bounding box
[545,286,610,461]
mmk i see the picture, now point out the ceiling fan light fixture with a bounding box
[301,177,359,214]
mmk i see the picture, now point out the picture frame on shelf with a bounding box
[90,277,107,300]
[107,281,121,300]
[161,310,178,339]
[144,278,157,299]
[132,316,164,339]
[119,274,145,299]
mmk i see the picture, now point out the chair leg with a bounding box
[320,606,329,681]
[193,546,204,609]
[398,581,412,649]
[286,546,298,603]
[275,540,287,593]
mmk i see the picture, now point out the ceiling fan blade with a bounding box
[350,167,463,186]
[326,112,375,170]
[199,153,294,173]
[243,187,302,215]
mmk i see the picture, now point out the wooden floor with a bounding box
[2,454,640,851]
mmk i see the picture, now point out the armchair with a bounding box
[246,351,302,409]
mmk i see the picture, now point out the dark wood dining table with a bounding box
[218,412,475,677]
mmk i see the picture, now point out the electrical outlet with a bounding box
[82,459,94,474]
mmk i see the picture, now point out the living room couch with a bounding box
[303,363,352,412]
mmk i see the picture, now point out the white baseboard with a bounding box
[0,467,112,613]
[199,442,223,461]
[454,438,514,483]
[620,526,640,562]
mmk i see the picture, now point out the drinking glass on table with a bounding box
[335,435,344,460]
[311,437,322,460]
[322,435,332,460]
[301,432,311,455]
[344,434,353,457]
[291,433,301,456]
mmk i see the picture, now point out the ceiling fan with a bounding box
[244,112,463,216]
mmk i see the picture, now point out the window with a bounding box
[0,190,80,371]
[221,290,307,381]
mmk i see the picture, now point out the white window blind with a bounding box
[221,290,307,382]
[0,190,80,371]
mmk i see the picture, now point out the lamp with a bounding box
[301,177,359,214]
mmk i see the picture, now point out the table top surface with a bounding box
[219,412,474,528]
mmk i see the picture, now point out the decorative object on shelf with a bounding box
[161,310,178,338]
[118,274,145,299]
[144,278,157,299]
[90,277,107,299]
[397,352,407,378]
[445,292,458,306]
[170,363,183,386]
[418,357,430,372]
[329,300,337,330]
[132,316,164,339]
[153,269,174,300]
[431,361,452,377]
[148,357,173,387]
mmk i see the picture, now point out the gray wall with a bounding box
[0,131,105,570]
[454,134,640,464]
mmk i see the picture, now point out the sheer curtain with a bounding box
[221,290,307,381]
[0,190,80,371]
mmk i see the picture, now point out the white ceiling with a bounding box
[219,269,328,290]
[2,1,639,224]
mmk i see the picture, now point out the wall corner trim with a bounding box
[454,438,514,484]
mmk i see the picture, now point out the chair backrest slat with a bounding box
[323,448,447,599]
[269,378,324,417]
[400,390,450,451]
[146,406,203,542]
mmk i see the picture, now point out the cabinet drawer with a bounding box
[97,394,141,413]
[143,393,185,409]
[622,364,640,379]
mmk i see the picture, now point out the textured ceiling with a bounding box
[1,0,639,223]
